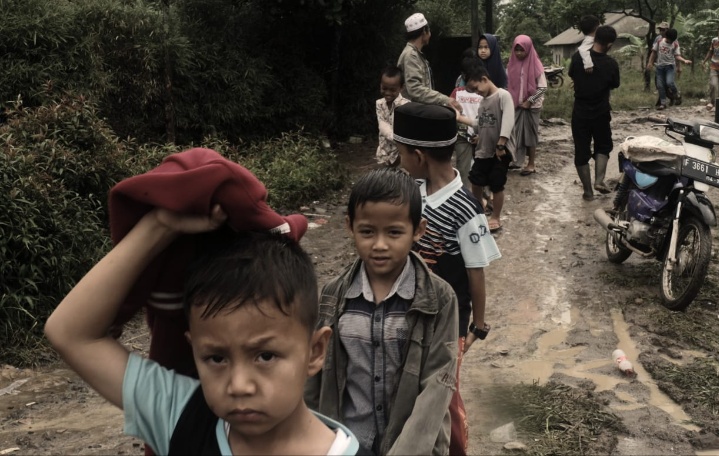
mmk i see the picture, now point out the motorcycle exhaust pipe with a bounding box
[593,208,620,232]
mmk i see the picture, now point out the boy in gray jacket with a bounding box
[305,167,458,455]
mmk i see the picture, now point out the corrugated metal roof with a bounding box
[545,12,649,46]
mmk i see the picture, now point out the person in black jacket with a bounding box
[568,25,621,201]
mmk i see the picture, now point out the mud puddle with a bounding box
[464,105,719,455]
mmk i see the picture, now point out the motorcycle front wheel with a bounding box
[606,206,632,264]
[660,216,712,311]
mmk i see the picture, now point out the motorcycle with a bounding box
[593,117,719,311]
[544,66,564,88]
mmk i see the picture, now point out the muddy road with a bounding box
[1,105,719,455]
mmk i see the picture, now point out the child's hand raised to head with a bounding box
[154,204,228,235]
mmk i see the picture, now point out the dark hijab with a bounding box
[478,33,507,89]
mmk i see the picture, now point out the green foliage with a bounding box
[0,91,348,364]
[614,33,647,66]
[2,88,130,220]
[0,0,423,142]
[678,9,719,63]
[544,0,713,59]
[541,63,710,120]
[0,92,132,364]
[496,0,555,60]
[540,84,575,119]
[202,132,348,210]
[0,0,93,106]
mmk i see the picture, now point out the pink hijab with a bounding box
[507,35,544,108]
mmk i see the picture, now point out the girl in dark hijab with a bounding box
[477,33,507,89]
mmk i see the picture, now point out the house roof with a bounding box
[545,12,648,46]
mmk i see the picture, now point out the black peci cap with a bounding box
[393,103,457,148]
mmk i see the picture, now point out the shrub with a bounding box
[0,86,347,365]
[0,92,132,364]
[123,132,348,211]
[203,131,348,210]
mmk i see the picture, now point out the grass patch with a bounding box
[648,305,719,355]
[542,67,711,121]
[641,356,719,433]
[494,381,625,455]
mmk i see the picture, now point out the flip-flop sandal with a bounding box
[489,220,502,232]
[520,168,536,176]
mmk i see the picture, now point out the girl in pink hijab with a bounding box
[507,35,547,175]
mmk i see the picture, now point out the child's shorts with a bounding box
[469,153,511,193]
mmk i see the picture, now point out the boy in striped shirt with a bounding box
[395,102,502,455]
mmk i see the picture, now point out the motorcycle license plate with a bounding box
[681,157,719,188]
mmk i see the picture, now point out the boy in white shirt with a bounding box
[376,66,410,166]
[647,28,692,110]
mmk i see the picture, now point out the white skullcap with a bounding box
[405,13,428,33]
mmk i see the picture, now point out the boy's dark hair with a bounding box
[347,167,422,229]
[466,64,490,83]
[184,230,318,332]
[461,56,483,78]
[417,145,454,163]
[406,25,429,41]
[665,28,678,42]
[594,25,618,46]
[579,15,600,35]
[461,47,477,60]
[381,65,404,85]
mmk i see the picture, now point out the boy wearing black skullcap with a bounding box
[394,101,501,456]
[306,167,459,455]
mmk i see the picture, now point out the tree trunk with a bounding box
[162,0,176,144]
[329,23,342,136]
[471,0,479,50]
[643,32,653,92]
[484,0,493,34]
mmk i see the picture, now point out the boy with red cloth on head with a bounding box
[87,148,351,455]
[45,148,360,455]
[108,148,308,380]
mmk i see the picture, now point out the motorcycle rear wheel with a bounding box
[548,75,564,88]
[605,207,632,264]
[660,216,712,311]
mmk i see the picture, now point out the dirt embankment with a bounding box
[2,104,719,455]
